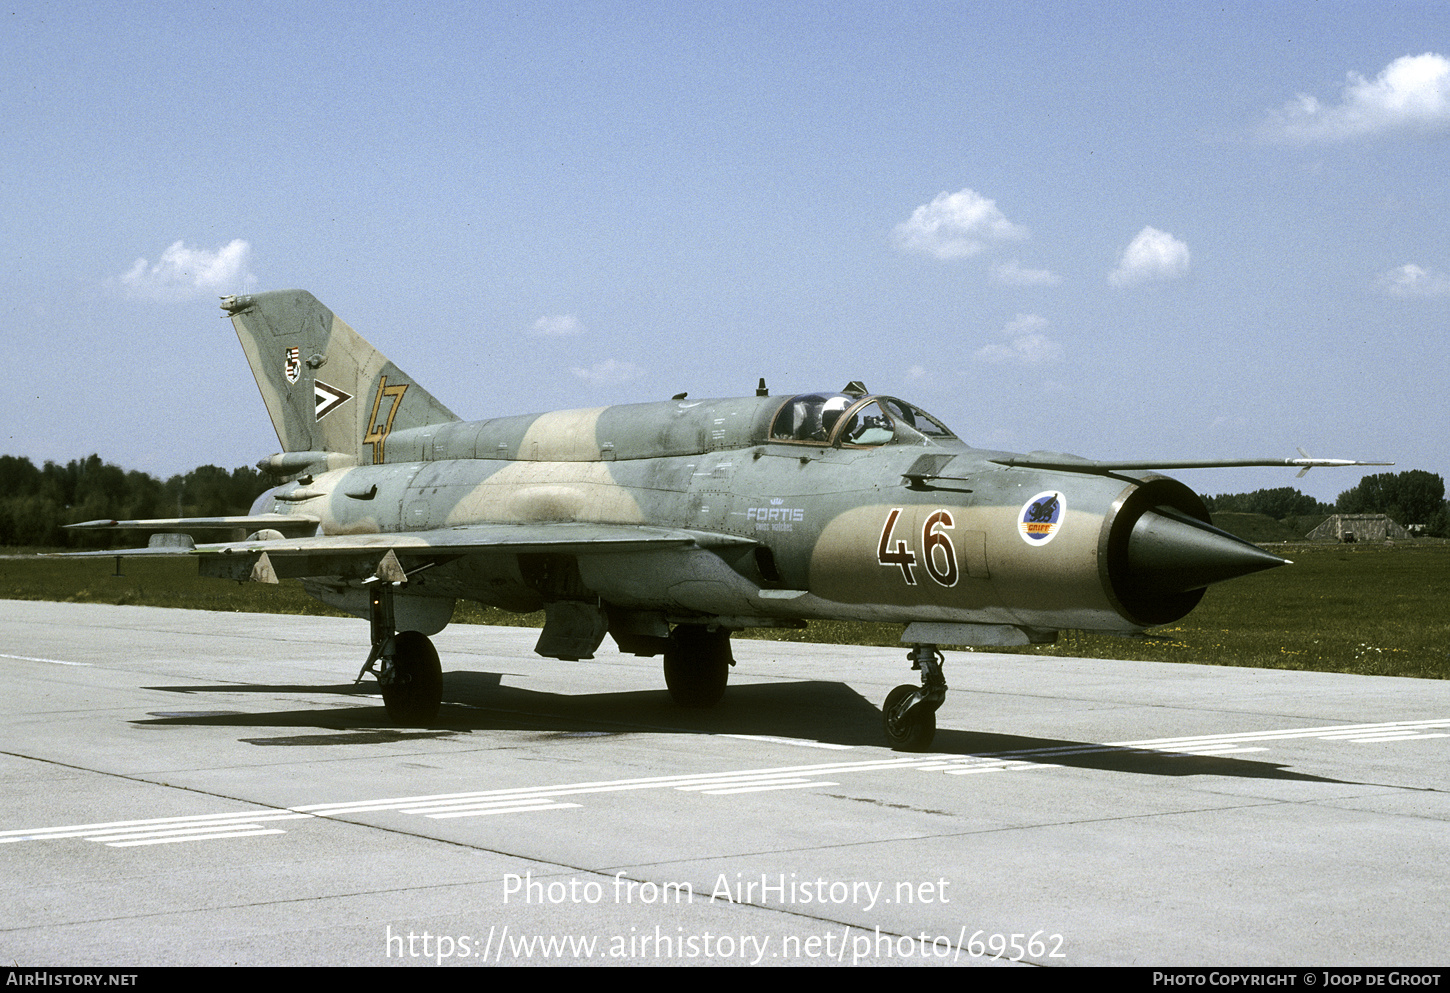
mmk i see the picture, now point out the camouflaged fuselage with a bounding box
[246,391,1189,636]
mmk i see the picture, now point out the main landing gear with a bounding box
[882,645,947,751]
[357,583,442,726]
[663,624,733,707]
[376,631,442,724]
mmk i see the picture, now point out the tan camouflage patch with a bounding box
[444,461,645,525]
[809,501,1119,628]
[810,504,998,611]
[517,407,608,462]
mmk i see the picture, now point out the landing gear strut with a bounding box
[357,582,442,725]
[663,624,732,707]
[882,644,946,751]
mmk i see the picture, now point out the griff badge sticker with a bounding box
[1018,491,1065,546]
[284,346,301,384]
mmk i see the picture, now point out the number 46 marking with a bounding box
[877,508,959,588]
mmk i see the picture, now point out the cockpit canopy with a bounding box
[769,393,955,448]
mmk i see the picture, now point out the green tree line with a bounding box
[1202,486,1332,519]
[0,454,265,547]
[1204,471,1449,537]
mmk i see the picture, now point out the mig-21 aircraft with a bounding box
[69,290,1388,749]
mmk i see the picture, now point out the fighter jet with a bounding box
[69,290,1388,750]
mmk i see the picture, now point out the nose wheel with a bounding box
[882,645,946,751]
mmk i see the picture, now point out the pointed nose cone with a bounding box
[1127,506,1290,594]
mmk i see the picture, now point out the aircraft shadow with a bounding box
[137,671,1352,785]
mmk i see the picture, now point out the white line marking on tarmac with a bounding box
[2,719,1443,847]
[676,777,818,792]
[717,734,853,750]
[1350,733,1449,743]
[105,828,288,847]
[1114,719,1450,749]
[1,652,92,667]
[700,782,842,795]
[424,802,582,819]
[0,810,310,847]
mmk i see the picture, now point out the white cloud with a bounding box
[1377,263,1450,298]
[532,314,586,336]
[1265,53,1450,143]
[571,358,643,385]
[902,362,938,387]
[1109,227,1190,288]
[975,313,1063,365]
[117,239,255,300]
[991,260,1061,286]
[892,188,1028,260]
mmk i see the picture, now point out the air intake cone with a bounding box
[1127,506,1290,594]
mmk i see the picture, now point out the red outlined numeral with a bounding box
[877,508,917,585]
[878,508,959,588]
[922,510,958,587]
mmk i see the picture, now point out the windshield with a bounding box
[877,398,954,441]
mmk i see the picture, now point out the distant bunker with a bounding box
[1306,514,1411,544]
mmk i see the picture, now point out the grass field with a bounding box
[2,542,1446,680]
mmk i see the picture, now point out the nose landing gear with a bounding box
[882,644,946,751]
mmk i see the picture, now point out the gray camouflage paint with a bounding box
[208,290,1244,654]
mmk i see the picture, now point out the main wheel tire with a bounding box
[380,630,443,726]
[882,683,936,752]
[663,625,731,707]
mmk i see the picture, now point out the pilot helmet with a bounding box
[819,395,851,435]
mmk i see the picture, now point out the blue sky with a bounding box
[3,1,1446,504]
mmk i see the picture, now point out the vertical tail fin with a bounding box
[221,290,459,464]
